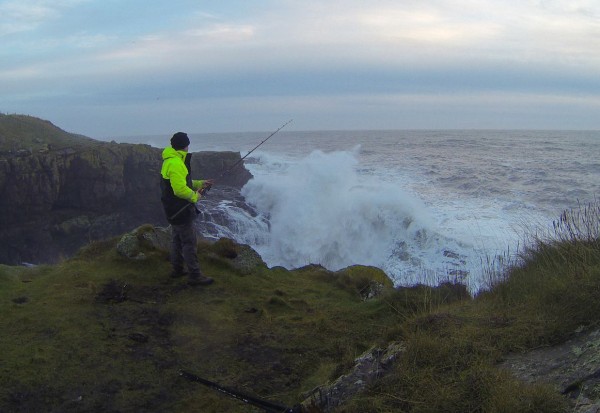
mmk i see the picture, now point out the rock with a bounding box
[301,341,406,411]
[138,225,172,252]
[335,265,394,300]
[208,238,267,274]
[116,233,145,260]
[500,328,600,412]
[190,151,252,189]
[53,215,92,236]
[229,243,266,274]
[116,225,171,260]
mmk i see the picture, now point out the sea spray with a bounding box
[239,149,473,285]
[195,187,270,245]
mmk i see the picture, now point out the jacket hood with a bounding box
[162,146,188,161]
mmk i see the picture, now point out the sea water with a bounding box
[123,130,600,292]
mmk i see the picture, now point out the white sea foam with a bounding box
[235,149,497,289]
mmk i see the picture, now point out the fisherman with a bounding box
[160,132,214,286]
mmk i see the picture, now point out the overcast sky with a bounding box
[1,0,599,137]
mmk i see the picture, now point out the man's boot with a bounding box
[188,273,214,286]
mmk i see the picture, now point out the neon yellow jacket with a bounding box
[160,147,205,203]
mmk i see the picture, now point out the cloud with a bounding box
[2,0,600,134]
[0,0,87,36]
[258,0,600,66]
[0,1,56,35]
[93,22,257,73]
[4,0,600,77]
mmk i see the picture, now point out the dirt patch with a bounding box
[95,279,184,305]
[11,296,28,304]
[95,279,128,303]
[233,333,302,395]
[91,280,182,409]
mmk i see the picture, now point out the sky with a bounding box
[1,0,600,138]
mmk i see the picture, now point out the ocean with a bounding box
[123,129,600,292]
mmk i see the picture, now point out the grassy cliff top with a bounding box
[3,202,600,412]
[0,234,401,412]
[0,114,97,152]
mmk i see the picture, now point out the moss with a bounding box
[337,265,394,288]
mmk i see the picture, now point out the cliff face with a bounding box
[0,142,252,265]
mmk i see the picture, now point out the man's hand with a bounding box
[198,179,214,196]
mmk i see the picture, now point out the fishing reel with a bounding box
[199,181,213,196]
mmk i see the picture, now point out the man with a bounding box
[160,132,214,286]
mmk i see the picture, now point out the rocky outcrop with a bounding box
[301,342,406,412]
[116,225,172,261]
[0,142,252,265]
[501,328,600,412]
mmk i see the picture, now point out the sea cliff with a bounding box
[0,114,252,265]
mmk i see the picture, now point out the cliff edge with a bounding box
[0,114,252,265]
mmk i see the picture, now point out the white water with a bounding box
[116,129,600,292]
[243,149,434,268]
[231,148,526,291]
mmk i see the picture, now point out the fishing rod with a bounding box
[179,370,303,413]
[217,118,294,181]
[168,119,293,222]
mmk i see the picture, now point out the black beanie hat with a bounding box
[170,132,190,150]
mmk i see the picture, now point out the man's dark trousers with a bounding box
[171,222,201,276]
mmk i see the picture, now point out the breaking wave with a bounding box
[227,149,474,286]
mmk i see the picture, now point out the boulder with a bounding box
[207,237,267,274]
[116,225,172,260]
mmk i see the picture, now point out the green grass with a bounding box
[2,202,600,411]
[340,202,600,412]
[0,236,402,412]
[0,114,97,152]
